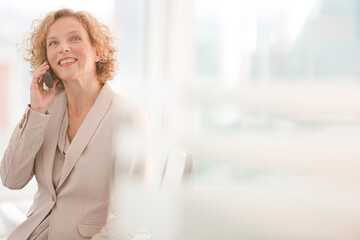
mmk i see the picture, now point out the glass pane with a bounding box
[194,0,360,84]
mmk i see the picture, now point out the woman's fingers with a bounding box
[29,63,57,114]
[31,62,50,88]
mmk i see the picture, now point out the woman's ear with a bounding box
[94,47,101,62]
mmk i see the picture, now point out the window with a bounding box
[1,0,359,239]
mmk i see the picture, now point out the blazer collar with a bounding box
[56,83,116,190]
[42,90,67,195]
[41,83,115,191]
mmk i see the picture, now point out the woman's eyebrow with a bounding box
[47,36,57,41]
[67,31,82,36]
[47,31,82,41]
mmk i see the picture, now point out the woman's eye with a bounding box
[73,36,81,41]
[48,41,57,46]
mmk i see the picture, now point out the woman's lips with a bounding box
[58,57,77,66]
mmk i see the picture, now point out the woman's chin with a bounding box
[60,76,77,82]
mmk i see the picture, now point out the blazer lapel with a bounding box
[56,83,116,190]
[43,91,67,195]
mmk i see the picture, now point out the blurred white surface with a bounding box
[1,0,360,239]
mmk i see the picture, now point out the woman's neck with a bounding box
[64,79,103,116]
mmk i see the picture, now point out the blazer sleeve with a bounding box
[91,106,150,240]
[0,105,50,189]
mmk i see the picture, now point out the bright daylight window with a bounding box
[0,0,359,239]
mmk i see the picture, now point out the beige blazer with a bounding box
[0,83,148,240]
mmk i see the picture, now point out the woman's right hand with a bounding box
[30,61,58,114]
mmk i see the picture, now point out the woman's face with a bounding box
[46,17,99,83]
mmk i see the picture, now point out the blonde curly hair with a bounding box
[21,8,118,92]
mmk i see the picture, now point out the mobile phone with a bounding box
[44,58,54,88]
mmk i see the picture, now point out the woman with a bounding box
[0,8,149,240]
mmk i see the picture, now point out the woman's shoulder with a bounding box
[111,93,146,118]
[106,92,145,130]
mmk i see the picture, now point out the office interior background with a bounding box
[0,0,359,239]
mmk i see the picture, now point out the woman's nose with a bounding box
[59,42,70,53]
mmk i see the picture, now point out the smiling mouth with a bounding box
[59,58,77,66]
